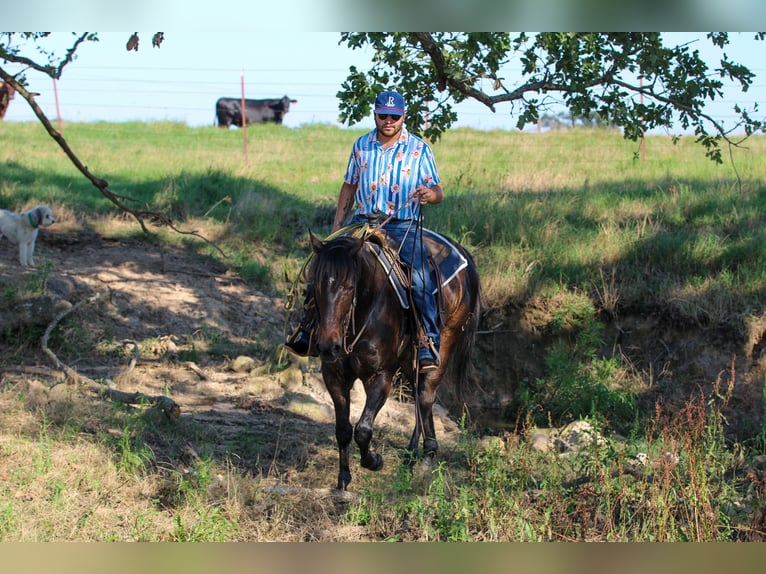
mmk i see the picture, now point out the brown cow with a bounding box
[0,81,15,120]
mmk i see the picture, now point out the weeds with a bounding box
[337,370,754,542]
[515,292,639,432]
[171,506,238,542]
[0,359,761,541]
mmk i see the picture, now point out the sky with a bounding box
[2,31,765,136]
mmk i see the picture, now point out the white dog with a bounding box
[0,205,55,266]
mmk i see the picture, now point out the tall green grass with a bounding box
[3,121,765,312]
[4,121,766,368]
[341,378,747,541]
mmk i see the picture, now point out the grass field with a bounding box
[5,120,766,311]
[2,120,766,541]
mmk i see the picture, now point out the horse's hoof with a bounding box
[362,452,384,471]
[336,470,352,490]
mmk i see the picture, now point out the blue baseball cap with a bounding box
[374,90,405,116]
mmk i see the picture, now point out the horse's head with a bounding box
[309,232,365,362]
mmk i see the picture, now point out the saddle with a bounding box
[358,225,468,311]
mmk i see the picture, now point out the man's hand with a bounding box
[413,185,443,205]
[413,186,432,204]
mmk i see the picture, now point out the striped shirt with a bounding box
[343,126,441,221]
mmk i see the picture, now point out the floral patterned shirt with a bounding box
[343,126,441,220]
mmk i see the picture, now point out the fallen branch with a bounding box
[41,289,180,420]
[184,361,208,380]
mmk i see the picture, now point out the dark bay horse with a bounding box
[308,229,480,490]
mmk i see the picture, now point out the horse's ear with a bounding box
[350,235,365,255]
[309,230,324,253]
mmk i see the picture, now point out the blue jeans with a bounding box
[351,216,440,359]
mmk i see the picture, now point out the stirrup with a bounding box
[417,339,441,372]
[284,327,316,357]
[418,357,439,372]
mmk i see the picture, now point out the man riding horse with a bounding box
[285,90,443,371]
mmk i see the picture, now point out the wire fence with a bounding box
[3,63,765,134]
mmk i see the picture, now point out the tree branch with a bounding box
[412,32,497,111]
[339,32,765,158]
[411,32,449,91]
[0,65,227,257]
[53,33,92,79]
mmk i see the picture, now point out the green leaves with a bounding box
[337,32,765,160]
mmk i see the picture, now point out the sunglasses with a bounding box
[376,113,402,121]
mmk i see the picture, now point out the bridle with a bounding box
[341,292,374,354]
[315,244,376,356]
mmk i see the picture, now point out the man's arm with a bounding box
[332,182,357,232]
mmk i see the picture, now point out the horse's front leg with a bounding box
[323,367,354,490]
[355,371,393,472]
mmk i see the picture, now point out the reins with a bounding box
[342,292,374,354]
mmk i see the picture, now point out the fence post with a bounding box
[640,77,646,162]
[241,70,248,166]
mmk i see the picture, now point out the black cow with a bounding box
[215,95,297,128]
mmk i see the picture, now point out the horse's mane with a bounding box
[311,236,363,287]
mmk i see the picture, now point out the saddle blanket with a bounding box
[365,227,468,309]
[420,228,469,290]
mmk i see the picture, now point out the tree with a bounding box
[337,32,765,162]
[0,32,190,236]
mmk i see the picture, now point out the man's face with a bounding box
[375,112,404,138]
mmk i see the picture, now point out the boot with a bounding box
[284,326,316,357]
[417,339,441,372]
[284,284,318,357]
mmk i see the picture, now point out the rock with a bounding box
[557,420,606,452]
[231,355,257,373]
[527,420,606,454]
[527,428,555,453]
[285,394,335,422]
[0,295,72,333]
[47,277,76,299]
[625,452,649,473]
[478,435,506,455]
[239,376,284,401]
[278,365,304,392]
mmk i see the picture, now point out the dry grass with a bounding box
[0,363,761,541]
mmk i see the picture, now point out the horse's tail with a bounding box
[446,251,481,408]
